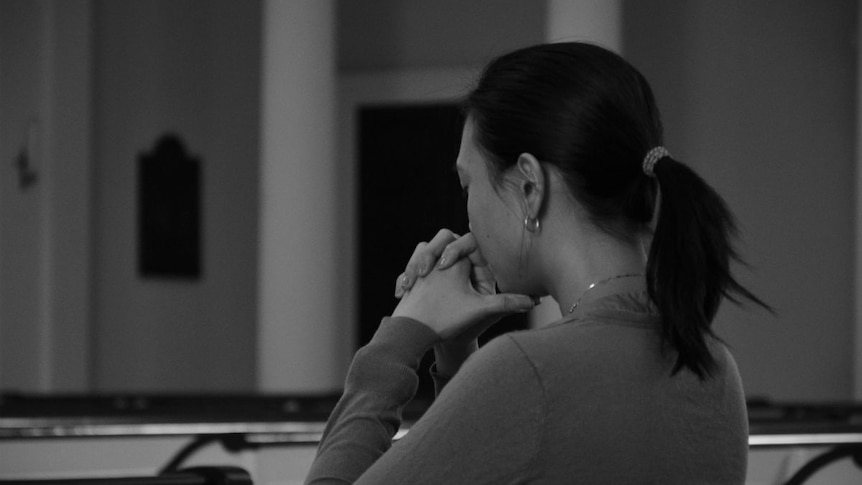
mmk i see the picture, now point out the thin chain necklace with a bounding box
[567,273,645,314]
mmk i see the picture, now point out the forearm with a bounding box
[305,317,439,485]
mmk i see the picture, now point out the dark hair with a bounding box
[463,42,769,378]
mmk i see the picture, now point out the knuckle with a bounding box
[447,242,466,257]
[436,228,454,239]
[404,255,419,273]
[421,252,435,266]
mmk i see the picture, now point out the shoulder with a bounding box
[439,333,550,419]
[459,332,543,386]
[706,338,747,400]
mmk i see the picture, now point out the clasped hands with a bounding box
[392,229,537,344]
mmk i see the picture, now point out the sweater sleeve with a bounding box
[305,316,440,484]
[344,334,546,485]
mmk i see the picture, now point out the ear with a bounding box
[515,153,545,220]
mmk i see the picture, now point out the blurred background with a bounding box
[0,0,857,403]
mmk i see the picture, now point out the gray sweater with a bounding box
[306,291,748,484]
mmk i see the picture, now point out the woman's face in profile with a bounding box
[455,119,524,292]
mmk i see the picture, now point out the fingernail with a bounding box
[418,262,427,274]
[438,256,447,267]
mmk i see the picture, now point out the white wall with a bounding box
[0,0,93,392]
[625,0,857,400]
[91,0,260,391]
[0,0,46,391]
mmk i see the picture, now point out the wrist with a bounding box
[433,339,478,377]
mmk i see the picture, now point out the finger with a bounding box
[447,256,475,281]
[394,272,407,298]
[438,232,480,269]
[461,233,488,267]
[418,229,460,275]
[482,293,537,317]
[403,229,460,286]
[400,242,428,293]
[470,264,497,295]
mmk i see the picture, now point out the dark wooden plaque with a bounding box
[138,134,202,279]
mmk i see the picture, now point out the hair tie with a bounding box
[642,146,671,176]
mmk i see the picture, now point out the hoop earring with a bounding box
[524,216,540,233]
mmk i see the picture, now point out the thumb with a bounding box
[480,293,537,318]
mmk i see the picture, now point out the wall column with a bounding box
[257,0,341,392]
[545,0,622,50]
[531,0,623,327]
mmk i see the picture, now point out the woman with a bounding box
[305,42,768,484]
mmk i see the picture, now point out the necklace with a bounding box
[567,273,645,314]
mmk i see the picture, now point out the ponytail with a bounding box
[647,157,771,378]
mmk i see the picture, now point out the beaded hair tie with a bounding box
[642,146,671,176]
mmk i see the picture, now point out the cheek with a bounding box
[466,197,492,242]
[464,189,522,287]
[465,200,492,255]
[466,196,482,237]
[468,211,512,280]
